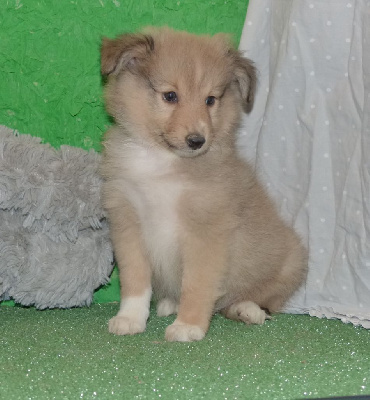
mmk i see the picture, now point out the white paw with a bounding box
[165,321,205,342]
[108,315,146,335]
[157,298,178,317]
[231,301,269,325]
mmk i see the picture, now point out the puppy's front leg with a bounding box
[165,236,226,342]
[108,207,152,335]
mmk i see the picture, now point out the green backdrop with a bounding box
[0,0,249,305]
[0,0,248,150]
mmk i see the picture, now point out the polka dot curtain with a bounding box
[238,0,370,328]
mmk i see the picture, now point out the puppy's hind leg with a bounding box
[107,206,152,335]
[221,301,271,325]
[157,298,179,317]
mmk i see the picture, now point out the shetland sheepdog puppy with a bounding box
[100,27,307,342]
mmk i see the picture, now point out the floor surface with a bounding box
[1,303,369,399]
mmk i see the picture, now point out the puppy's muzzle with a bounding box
[185,133,206,150]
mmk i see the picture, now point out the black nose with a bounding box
[185,134,206,150]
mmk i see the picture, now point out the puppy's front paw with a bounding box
[165,321,205,342]
[157,298,178,317]
[108,315,146,335]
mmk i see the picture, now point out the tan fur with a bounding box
[100,27,307,342]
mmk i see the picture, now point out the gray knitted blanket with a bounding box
[0,126,113,308]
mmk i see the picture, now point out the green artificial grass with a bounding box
[1,304,370,399]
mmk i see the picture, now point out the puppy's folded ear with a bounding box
[100,33,154,76]
[229,50,257,113]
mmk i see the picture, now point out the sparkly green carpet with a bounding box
[1,304,369,399]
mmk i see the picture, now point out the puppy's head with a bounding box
[101,27,256,157]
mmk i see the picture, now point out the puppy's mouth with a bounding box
[160,133,209,158]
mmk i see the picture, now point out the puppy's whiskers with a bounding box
[209,141,224,156]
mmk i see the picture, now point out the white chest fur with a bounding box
[120,143,184,296]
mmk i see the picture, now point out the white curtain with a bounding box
[238,0,370,328]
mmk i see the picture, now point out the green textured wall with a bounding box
[0,0,248,151]
[0,0,248,305]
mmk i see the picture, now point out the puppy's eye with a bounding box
[205,96,216,106]
[163,91,178,103]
